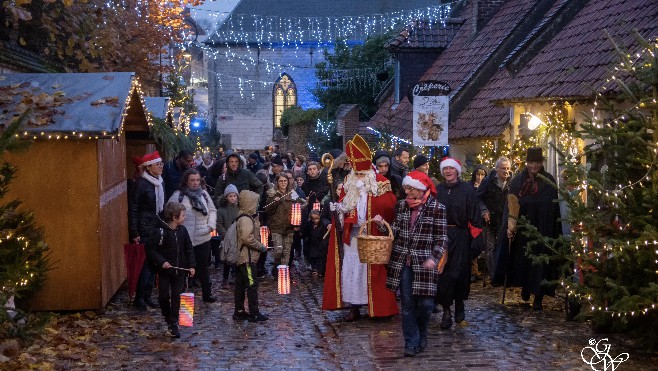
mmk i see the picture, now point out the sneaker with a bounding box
[232,310,251,320]
[404,347,417,357]
[248,313,269,322]
[221,280,230,290]
[168,324,181,338]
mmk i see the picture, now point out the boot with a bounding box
[144,296,159,308]
[521,286,531,301]
[533,295,543,311]
[344,307,361,322]
[440,306,452,329]
[454,300,465,323]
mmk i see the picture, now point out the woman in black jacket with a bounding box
[128,151,165,311]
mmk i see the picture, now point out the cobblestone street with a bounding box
[3,261,656,370]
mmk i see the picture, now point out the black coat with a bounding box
[303,220,329,258]
[476,171,509,231]
[128,177,161,241]
[146,220,196,275]
[302,174,329,208]
[493,168,561,296]
[435,180,482,304]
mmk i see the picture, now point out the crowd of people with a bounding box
[127,139,561,355]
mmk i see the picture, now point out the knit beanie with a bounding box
[224,184,239,196]
[413,154,429,169]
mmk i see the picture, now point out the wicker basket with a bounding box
[357,218,394,264]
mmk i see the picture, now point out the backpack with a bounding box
[219,214,251,265]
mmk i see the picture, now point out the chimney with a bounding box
[472,0,506,37]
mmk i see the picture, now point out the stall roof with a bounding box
[144,97,171,120]
[0,72,142,137]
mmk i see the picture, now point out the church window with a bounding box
[273,73,297,128]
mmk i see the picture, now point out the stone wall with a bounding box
[206,45,328,150]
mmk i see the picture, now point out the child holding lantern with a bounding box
[146,202,196,338]
[303,209,329,277]
[264,173,304,276]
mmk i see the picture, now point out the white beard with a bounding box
[340,170,378,215]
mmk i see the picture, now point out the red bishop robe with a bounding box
[322,174,399,317]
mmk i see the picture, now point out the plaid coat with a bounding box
[386,197,448,296]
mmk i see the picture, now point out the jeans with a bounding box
[400,265,434,350]
[234,262,260,315]
[158,272,186,325]
[135,261,155,303]
[272,232,294,267]
[194,241,212,298]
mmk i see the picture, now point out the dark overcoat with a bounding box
[493,168,561,296]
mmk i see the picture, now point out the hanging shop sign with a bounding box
[410,81,451,147]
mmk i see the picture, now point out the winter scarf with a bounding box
[142,171,164,213]
[391,157,408,176]
[184,187,208,216]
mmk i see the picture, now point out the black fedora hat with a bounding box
[526,147,545,162]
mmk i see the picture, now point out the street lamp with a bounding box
[519,112,543,137]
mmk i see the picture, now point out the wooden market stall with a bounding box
[0,72,150,310]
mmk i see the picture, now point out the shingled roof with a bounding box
[451,0,658,139]
[387,18,465,51]
[368,0,540,139]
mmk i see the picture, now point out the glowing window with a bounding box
[273,73,297,128]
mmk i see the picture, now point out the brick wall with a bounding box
[336,104,359,148]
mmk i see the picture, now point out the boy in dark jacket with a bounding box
[303,210,329,277]
[146,202,196,338]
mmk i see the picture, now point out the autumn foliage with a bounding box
[1,0,202,93]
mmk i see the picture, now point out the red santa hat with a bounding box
[141,151,162,167]
[403,170,437,196]
[440,157,462,175]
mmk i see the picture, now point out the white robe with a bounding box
[340,191,369,305]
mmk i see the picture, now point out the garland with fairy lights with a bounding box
[521,33,658,349]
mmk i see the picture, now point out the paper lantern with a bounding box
[277,265,290,295]
[179,292,195,327]
[290,203,302,226]
[260,226,269,246]
[313,202,321,211]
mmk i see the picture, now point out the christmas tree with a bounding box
[530,33,658,350]
[0,115,51,338]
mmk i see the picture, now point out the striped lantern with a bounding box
[179,292,195,327]
[277,265,290,294]
[260,226,269,246]
[290,203,302,226]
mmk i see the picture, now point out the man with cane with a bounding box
[476,157,511,285]
[146,202,196,338]
[493,148,561,310]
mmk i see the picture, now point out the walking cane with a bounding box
[501,237,512,305]
[482,221,488,288]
